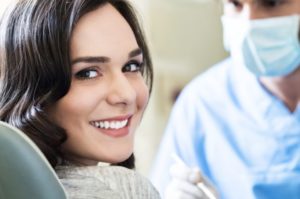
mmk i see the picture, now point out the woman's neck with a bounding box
[260,67,300,112]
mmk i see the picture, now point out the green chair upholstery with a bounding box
[0,121,67,199]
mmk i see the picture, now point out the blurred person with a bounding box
[150,0,300,198]
[0,0,160,198]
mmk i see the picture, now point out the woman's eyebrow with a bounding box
[129,48,142,58]
[71,56,110,65]
[71,48,142,65]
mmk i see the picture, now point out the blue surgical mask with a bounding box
[221,15,300,77]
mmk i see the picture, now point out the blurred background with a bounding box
[0,0,228,176]
[131,0,228,176]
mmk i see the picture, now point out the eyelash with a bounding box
[227,0,284,9]
[75,67,99,80]
[122,60,144,73]
[228,0,242,8]
[74,60,144,80]
[260,0,283,7]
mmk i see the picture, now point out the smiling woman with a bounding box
[0,0,159,198]
[48,3,149,166]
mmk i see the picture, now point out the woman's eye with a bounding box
[122,61,143,73]
[75,68,98,79]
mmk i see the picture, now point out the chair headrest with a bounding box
[0,121,67,199]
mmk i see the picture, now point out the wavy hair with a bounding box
[0,0,152,169]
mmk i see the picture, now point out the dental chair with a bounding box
[0,121,67,199]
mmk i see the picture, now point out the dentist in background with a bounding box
[151,0,300,198]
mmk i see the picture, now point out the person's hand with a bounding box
[165,162,207,199]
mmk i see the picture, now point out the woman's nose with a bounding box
[106,74,136,106]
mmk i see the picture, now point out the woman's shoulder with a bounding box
[56,165,161,199]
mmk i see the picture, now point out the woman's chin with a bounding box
[103,150,133,164]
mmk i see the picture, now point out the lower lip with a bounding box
[93,126,130,138]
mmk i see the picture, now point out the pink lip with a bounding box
[91,115,133,138]
[93,114,132,122]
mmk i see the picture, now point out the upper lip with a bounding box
[91,114,133,122]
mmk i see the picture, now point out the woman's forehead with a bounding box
[70,4,138,61]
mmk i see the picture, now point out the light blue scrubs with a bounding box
[150,58,300,199]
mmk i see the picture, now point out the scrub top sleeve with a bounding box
[150,86,202,197]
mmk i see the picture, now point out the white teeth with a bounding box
[104,121,109,129]
[100,122,105,128]
[92,119,128,130]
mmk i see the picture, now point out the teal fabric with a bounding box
[0,121,67,199]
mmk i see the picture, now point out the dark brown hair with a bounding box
[0,0,152,169]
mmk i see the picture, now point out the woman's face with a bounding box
[49,4,149,165]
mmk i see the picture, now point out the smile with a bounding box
[90,119,128,130]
